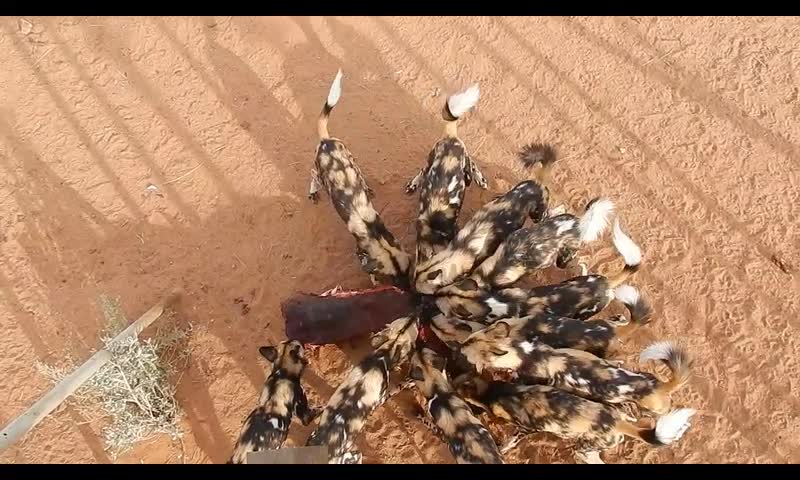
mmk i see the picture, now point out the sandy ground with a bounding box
[1,16,799,464]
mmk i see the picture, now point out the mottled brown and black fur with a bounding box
[458,378,696,464]
[308,70,411,288]
[414,144,557,295]
[228,341,318,464]
[405,84,488,267]
[435,220,642,322]
[459,292,652,358]
[306,316,418,464]
[408,348,503,464]
[435,198,615,304]
[459,335,691,415]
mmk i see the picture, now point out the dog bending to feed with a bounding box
[414,143,557,294]
[307,69,411,288]
[435,218,642,322]
[306,316,418,463]
[406,84,489,267]
[458,377,696,464]
[459,335,691,415]
[408,347,504,464]
[435,197,615,304]
[453,288,651,358]
[228,341,319,464]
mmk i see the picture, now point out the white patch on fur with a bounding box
[655,408,696,444]
[579,197,615,243]
[639,341,676,364]
[519,341,535,354]
[327,69,343,107]
[447,176,459,193]
[334,414,346,424]
[612,219,642,266]
[555,218,577,235]
[548,204,567,216]
[486,298,509,317]
[614,284,640,307]
[267,417,280,429]
[447,83,480,118]
[616,384,634,394]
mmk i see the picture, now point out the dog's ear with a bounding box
[259,346,278,363]
[426,269,443,281]
[457,278,479,291]
[370,334,387,349]
[409,365,425,382]
[454,320,475,333]
[492,321,511,338]
[430,354,447,372]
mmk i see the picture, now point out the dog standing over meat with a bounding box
[306,316,419,463]
[228,341,319,464]
[458,377,696,464]
[414,144,557,294]
[307,70,411,288]
[435,218,642,322]
[408,347,503,464]
[405,84,488,268]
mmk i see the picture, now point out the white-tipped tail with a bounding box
[327,69,343,108]
[579,197,615,243]
[654,408,696,444]
[639,340,676,364]
[612,219,641,267]
[614,284,640,306]
[447,83,480,119]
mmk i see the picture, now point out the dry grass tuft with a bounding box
[37,294,191,459]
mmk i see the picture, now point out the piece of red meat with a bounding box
[282,286,415,345]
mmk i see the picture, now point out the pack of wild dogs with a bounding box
[228,70,696,464]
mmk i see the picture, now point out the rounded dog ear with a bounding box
[370,334,387,349]
[430,354,447,372]
[457,278,479,291]
[492,321,511,338]
[409,365,425,382]
[426,269,443,281]
[259,346,278,363]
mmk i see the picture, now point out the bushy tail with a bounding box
[318,69,343,139]
[443,83,480,137]
[607,219,642,287]
[517,142,557,185]
[617,408,696,446]
[578,197,615,243]
[640,341,692,395]
[610,285,653,336]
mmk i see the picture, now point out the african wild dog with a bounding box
[459,335,692,415]
[458,377,696,464]
[228,341,318,464]
[435,218,642,322]
[408,347,503,464]
[414,143,557,294]
[307,69,411,288]
[405,83,488,268]
[305,316,418,463]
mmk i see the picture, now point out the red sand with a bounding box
[1,16,798,464]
